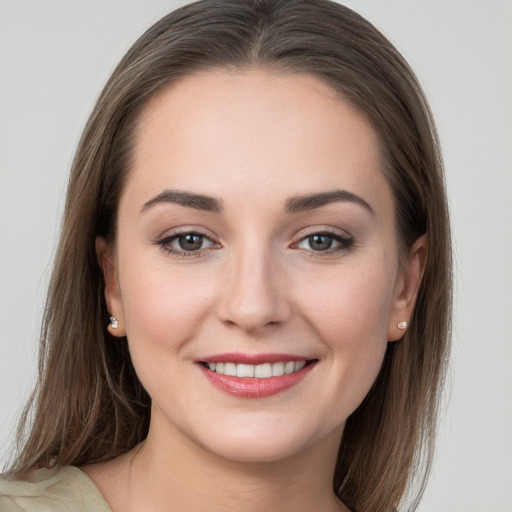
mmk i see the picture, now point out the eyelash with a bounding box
[155,229,355,258]
[155,231,218,259]
[293,229,354,256]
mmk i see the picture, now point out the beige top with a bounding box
[0,466,111,512]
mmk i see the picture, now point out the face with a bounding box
[99,69,423,463]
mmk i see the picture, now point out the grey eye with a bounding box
[296,231,354,254]
[157,230,218,257]
[303,234,334,251]
[177,234,207,251]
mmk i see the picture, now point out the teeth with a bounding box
[294,361,306,372]
[224,362,237,376]
[284,361,295,374]
[272,362,284,377]
[206,361,308,378]
[236,363,255,378]
[255,363,272,378]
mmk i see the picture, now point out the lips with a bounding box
[198,353,316,398]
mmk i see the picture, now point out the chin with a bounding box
[204,437,310,464]
[189,416,340,465]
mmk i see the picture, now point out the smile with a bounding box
[204,361,307,378]
[198,355,317,398]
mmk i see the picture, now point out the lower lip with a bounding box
[199,362,316,398]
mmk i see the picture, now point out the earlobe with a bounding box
[387,235,428,342]
[95,237,126,337]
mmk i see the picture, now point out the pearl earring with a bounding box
[109,316,119,329]
[397,321,407,330]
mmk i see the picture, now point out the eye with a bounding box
[156,231,218,257]
[175,233,209,251]
[295,231,354,253]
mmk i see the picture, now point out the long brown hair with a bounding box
[8,1,452,510]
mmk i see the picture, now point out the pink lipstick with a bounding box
[198,353,316,398]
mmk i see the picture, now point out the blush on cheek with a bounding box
[124,284,208,350]
[299,267,392,409]
[301,276,392,345]
[118,240,215,340]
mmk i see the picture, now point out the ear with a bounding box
[387,235,427,342]
[96,237,126,337]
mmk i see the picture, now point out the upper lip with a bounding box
[198,352,314,365]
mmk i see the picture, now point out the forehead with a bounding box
[124,68,393,220]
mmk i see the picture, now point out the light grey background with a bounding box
[1,1,511,510]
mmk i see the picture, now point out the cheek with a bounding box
[298,259,396,343]
[295,258,396,412]
[117,248,216,360]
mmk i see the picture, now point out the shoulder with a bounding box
[0,466,111,512]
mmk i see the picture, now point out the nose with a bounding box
[216,244,291,333]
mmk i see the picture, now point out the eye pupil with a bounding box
[309,234,332,251]
[179,234,203,251]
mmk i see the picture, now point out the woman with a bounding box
[0,0,451,510]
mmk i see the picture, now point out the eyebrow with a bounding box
[284,189,375,216]
[140,188,374,216]
[141,189,223,214]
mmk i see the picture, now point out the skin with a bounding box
[88,68,426,512]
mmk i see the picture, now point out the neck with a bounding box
[124,417,346,512]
